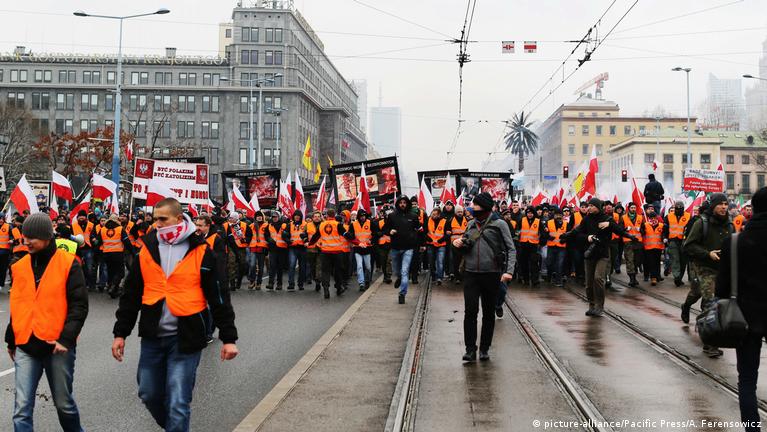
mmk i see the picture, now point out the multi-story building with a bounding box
[719,131,767,198]
[532,95,692,191]
[704,73,744,130]
[350,79,368,135]
[370,106,402,158]
[745,35,767,130]
[0,0,367,197]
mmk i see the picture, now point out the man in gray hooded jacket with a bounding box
[453,192,515,362]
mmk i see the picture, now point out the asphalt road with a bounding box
[0,278,364,431]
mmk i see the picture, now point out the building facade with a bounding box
[369,106,402,159]
[719,131,767,198]
[745,35,767,130]
[0,0,367,198]
[350,79,368,135]
[531,95,692,191]
[704,73,744,130]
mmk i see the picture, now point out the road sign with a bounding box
[501,41,515,53]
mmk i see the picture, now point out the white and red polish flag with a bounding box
[52,171,73,202]
[315,176,327,213]
[92,173,117,201]
[524,41,538,53]
[188,204,199,218]
[231,186,253,216]
[294,171,306,215]
[146,177,177,207]
[10,174,39,214]
[69,192,91,222]
[417,176,434,214]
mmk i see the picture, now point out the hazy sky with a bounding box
[1,0,766,191]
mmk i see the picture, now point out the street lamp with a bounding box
[220,74,282,169]
[672,67,692,169]
[267,107,288,169]
[74,7,170,187]
[743,74,767,82]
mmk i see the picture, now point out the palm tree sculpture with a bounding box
[503,111,539,174]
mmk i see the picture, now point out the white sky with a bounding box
[1,0,766,191]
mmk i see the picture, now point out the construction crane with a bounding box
[574,72,609,100]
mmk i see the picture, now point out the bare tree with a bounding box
[0,103,44,187]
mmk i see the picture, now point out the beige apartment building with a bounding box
[720,132,767,198]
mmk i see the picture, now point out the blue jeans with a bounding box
[80,249,95,288]
[390,249,413,296]
[496,280,507,309]
[137,336,202,432]
[14,348,83,432]
[246,250,265,284]
[546,247,567,284]
[354,253,371,286]
[96,254,108,287]
[427,246,445,280]
[288,248,306,287]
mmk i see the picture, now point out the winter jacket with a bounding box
[566,212,631,260]
[384,199,422,250]
[643,180,665,203]
[113,232,237,353]
[460,214,516,274]
[683,213,733,270]
[715,213,767,334]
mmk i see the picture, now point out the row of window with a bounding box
[643,153,710,164]
[238,148,281,166]
[239,95,282,113]
[725,154,765,166]
[567,143,603,156]
[567,124,664,137]
[1,69,224,86]
[241,27,284,43]
[240,49,284,66]
[725,173,766,191]
[238,72,283,86]
[238,122,281,140]
[17,92,223,113]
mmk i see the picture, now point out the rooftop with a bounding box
[608,129,767,151]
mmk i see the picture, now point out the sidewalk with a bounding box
[236,278,423,432]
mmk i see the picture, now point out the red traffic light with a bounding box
[621,169,628,182]
[563,166,569,179]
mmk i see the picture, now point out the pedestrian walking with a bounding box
[6,212,89,432]
[224,213,250,291]
[372,208,393,284]
[287,210,308,291]
[425,208,447,285]
[112,198,238,432]
[347,209,373,291]
[664,201,691,286]
[247,212,268,290]
[544,208,567,287]
[385,196,422,304]
[518,207,543,286]
[265,211,288,290]
[98,214,134,298]
[305,211,323,290]
[620,202,644,287]
[643,216,664,285]
[318,208,347,299]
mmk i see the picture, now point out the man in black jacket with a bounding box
[643,173,665,214]
[566,198,634,316]
[112,198,238,431]
[384,196,421,304]
[716,186,767,432]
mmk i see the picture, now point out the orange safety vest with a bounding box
[352,220,372,248]
[12,227,28,254]
[10,249,75,345]
[546,219,567,248]
[205,233,218,249]
[249,223,268,248]
[520,218,540,244]
[622,214,644,243]
[377,219,390,246]
[101,226,125,253]
[0,223,10,250]
[450,217,468,242]
[306,222,320,250]
[573,212,583,227]
[227,221,249,248]
[289,222,307,247]
[125,221,137,247]
[340,223,351,252]
[667,212,691,240]
[319,220,344,253]
[733,214,745,233]
[643,223,664,250]
[269,223,288,248]
[73,221,94,247]
[427,218,446,247]
[140,245,207,316]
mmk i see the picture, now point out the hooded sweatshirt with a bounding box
[156,216,197,337]
[384,196,422,250]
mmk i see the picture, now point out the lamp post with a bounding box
[743,74,767,82]
[267,107,288,169]
[74,8,170,186]
[221,74,281,169]
[672,67,692,169]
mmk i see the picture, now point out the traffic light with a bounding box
[621,169,628,182]
[563,165,569,179]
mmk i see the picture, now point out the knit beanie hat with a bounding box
[708,193,728,209]
[22,212,54,240]
[588,197,603,210]
[472,192,494,211]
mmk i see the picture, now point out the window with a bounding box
[56,93,74,110]
[105,94,114,111]
[700,153,711,164]
[179,73,196,85]
[275,28,283,43]
[203,73,212,85]
[187,73,196,86]
[178,95,195,112]
[225,28,232,38]
[568,144,575,155]
[644,153,655,164]
[265,51,274,65]
[266,28,274,43]
[264,123,274,139]
[595,125,602,136]
[596,144,603,156]
[153,95,162,111]
[155,72,172,85]
[211,122,219,139]
[92,71,101,84]
[742,155,750,165]
[240,96,256,113]
[135,120,147,137]
[274,51,283,65]
[34,70,43,82]
[251,27,259,42]
[609,125,616,136]
[81,94,98,111]
[758,174,765,189]
[131,72,139,85]
[177,121,195,138]
[726,173,735,190]
[639,125,646,135]
[250,50,259,64]
[663,153,673,164]
[240,122,249,139]
[758,155,766,165]
[107,71,116,84]
[264,96,273,113]
[140,72,149,85]
[209,148,219,165]
[242,27,250,42]
[578,112,584,117]
[742,174,751,192]
[568,125,575,136]
[241,50,250,64]
[273,96,282,109]
[7,92,24,108]
[202,121,211,138]
[83,71,91,84]
[581,125,589,136]
[265,148,281,166]
[624,125,632,135]
[11,70,28,82]
[153,121,170,138]
[682,154,688,164]
[726,154,735,164]
[31,92,49,110]
[239,148,248,164]
[55,119,74,134]
[582,144,589,155]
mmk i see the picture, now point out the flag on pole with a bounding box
[652,158,659,172]
[685,191,706,214]
[629,168,646,218]
[48,195,59,220]
[92,173,117,201]
[106,190,119,215]
[582,147,598,197]
[10,174,39,214]
[277,180,295,217]
[202,199,215,214]
[146,178,177,207]
[52,171,73,202]
[188,204,199,218]
[327,156,334,168]
[328,187,336,206]
[249,189,261,214]
[531,190,549,207]
[315,176,327,213]
[126,139,134,162]
[417,177,434,214]
[294,171,306,215]
[69,192,91,222]
[225,192,236,213]
[439,172,457,204]
[314,160,322,183]
[231,186,253,216]
[302,135,312,171]
[456,191,465,208]
[285,172,293,199]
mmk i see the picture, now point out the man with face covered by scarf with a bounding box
[663,201,691,286]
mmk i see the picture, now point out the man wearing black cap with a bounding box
[683,192,732,358]
[5,212,88,431]
[565,198,634,316]
[384,196,422,304]
[518,206,544,286]
[664,201,691,286]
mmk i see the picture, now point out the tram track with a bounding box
[610,277,702,315]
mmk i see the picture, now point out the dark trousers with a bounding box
[0,250,10,288]
[451,245,463,280]
[320,252,346,294]
[376,247,391,281]
[614,241,624,272]
[736,332,767,432]
[409,249,422,280]
[268,248,287,287]
[104,252,124,289]
[518,242,539,283]
[585,257,609,311]
[463,271,501,352]
[306,250,321,283]
[545,246,566,284]
[644,249,662,279]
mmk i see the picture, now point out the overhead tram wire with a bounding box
[348,0,454,39]
[446,0,478,168]
[611,0,745,34]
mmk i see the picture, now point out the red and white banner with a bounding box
[92,173,117,201]
[132,158,210,205]
[683,168,724,193]
[52,171,73,202]
[524,41,537,53]
[10,174,39,214]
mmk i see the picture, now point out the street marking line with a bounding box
[233,279,383,432]
[0,368,14,378]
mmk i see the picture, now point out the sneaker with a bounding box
[435,279,442,286]
[674,279,683,287]
[681,303,691,324]
[255,284,262,291]
[298,285,304,291]
[585,309,595,316]
[495,306,504,318]
[398,294,405,304]
[359,283,366,292]
[462,350,476,361]
[479,351,490,361]
[248,282,255,290]
[395,278,401,288]
[651,278,658,286]
[287,285,295,291]
[206,336,214,344]
[591,309,604,317]
[703,345,724,358]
